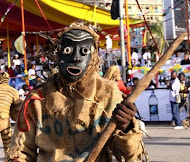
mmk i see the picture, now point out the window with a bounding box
[128,6,131,9]
[146,7,149,10]
[99,3,104,8]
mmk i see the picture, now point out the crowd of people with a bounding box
[97,44,190,79]
[166,71,190,129]
[131,45,190,67]
[0,40,57,90]
[0,41,190,90]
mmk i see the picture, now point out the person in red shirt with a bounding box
[6,66,15,77]
[104,65,132,94]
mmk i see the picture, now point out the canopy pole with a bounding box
[125,0,131,66]
[21,0,28,85]
[135,0,160,56]
[7,24,11,68]
[119,0,127,83]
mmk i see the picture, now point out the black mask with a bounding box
[58,29,94,82]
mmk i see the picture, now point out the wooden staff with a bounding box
[85,33,187,162]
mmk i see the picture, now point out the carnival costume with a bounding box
[7,22,147,162]
[0,72,21,153]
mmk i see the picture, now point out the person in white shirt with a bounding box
[131,48,139,66]
[142,48,151,67]
[172,50,182,65]
[166,71,184,129]
[12,54,21,70]
[105,35,113,67]
[18,84,30,100]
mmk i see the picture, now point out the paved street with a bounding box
[0,124,190,162]
[144,124,190,162]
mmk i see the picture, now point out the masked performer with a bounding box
[0,72,21,154]
[7,22,147,162]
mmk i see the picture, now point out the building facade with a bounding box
[81,0,163,23]
[127,0,163,22]
[163,0,188,40]
[79,0,112,9]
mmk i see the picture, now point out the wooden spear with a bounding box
[85,33,187,162]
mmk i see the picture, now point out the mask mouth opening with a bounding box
[67,66,82,76]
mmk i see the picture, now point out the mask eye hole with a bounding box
[81,47,90,55]
[63,47,72,55]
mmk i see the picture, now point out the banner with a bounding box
[9,76,26,90]
[135,89,187,121]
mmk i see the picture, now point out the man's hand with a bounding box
[112,94,137,131]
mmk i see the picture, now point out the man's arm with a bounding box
[110,94,146,161]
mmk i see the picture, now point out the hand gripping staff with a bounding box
[85,33,187,162]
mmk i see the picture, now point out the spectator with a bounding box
[132,77,139,89]
[131,48,139,66]
[178,73,190,119]
[181,52,190,65]
[179,44,186,58]
[172,50,182,64]
[141,48,146,66]
[14,65,22,76]
[12,54,21,70]
[28,64,37,87]
[117,59,122,73]
[166,71,184,129]
[142,48,151,67]
[18,84,30,100]
[7,67,15,77]
[151,47,159,66]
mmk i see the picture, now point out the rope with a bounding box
[73,85,109,117]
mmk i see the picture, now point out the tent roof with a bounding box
[0,0,144,38]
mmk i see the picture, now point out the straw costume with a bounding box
[104,65,132,95]
[0,72,21,153]
[7,22,147,162]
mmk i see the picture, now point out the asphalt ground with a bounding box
[0,124,190,162]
